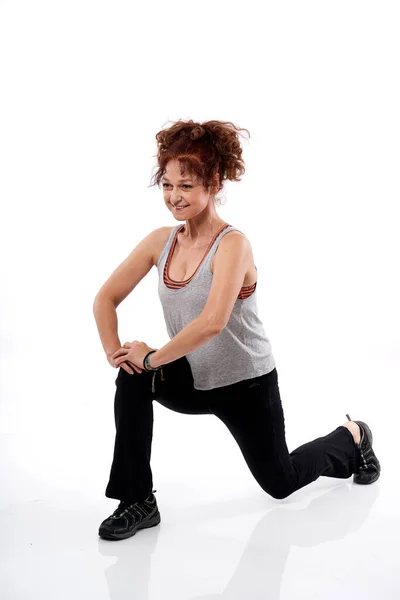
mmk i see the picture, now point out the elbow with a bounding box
[93,293,102,310]
[204,317,224,336]
[214,322,225,335]
[92,296,101,316]
[93,293,116,311]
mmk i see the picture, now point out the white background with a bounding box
[1,1,399,599]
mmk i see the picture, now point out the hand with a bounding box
[106,348,140,375]
[110,341,157,375]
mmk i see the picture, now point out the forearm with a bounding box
[149,316,220,368]
[93,295,121,356]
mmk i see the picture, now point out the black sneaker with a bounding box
[346,414,381,485]
[99,490,161,540]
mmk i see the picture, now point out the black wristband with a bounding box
[143,350,160,372]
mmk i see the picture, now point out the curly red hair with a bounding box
[149,119,250,205]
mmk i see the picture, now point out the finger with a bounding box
[117,359,140,374]
[115,359,127,369]
[112,348,128,358]
[127,360,143,374]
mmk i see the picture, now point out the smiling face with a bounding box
[162,159,217,219]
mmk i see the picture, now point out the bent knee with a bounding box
[262,482,294,500]
[269,488,292,500]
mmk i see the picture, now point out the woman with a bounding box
[93,120,381,541]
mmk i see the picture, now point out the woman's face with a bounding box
[162,159,212,219]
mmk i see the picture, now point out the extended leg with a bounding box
[208,368,360,499]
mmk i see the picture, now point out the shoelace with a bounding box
[111,490,157,519]
[358,443,377,471]
[112,501,144,520]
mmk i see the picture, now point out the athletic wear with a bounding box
[105,363,362,505]
[157,223,276,390]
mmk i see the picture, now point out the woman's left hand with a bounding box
[111,341,157,372]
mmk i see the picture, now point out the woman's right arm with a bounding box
[93,227,161,374]
[92,295,140,374]
[93,294,121,357]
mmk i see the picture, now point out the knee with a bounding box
[268,488,292,500]
[262,482,294,500]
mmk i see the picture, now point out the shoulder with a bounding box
[158,225,177,245]
[219,228,251,250]
[214,229,253,270]
[222,228,247,241]
[156,225,176,238]
[151,226,177,267]
[212,229,251,266]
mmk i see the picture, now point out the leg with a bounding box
[105,356,211,502]
[207,368,361,499]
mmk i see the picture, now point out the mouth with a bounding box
[173,205,188,211]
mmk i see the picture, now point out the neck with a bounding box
[180,203,226,243]
[181,219,226,246]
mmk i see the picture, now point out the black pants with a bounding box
[105,356,361,503]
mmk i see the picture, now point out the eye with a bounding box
[162,183,192,189]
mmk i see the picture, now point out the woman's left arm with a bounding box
[148,315,221,368]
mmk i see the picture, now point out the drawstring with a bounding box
[143,350,165,394]
[151,367,165,394]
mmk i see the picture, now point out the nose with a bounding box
[169,188,182,204]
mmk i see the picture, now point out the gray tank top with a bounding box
[157,223,276,390]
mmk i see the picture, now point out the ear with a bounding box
[212,173,220,194]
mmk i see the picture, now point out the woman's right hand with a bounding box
[106,351,143,375]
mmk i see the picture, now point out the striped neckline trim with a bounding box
[163,223,232,289]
